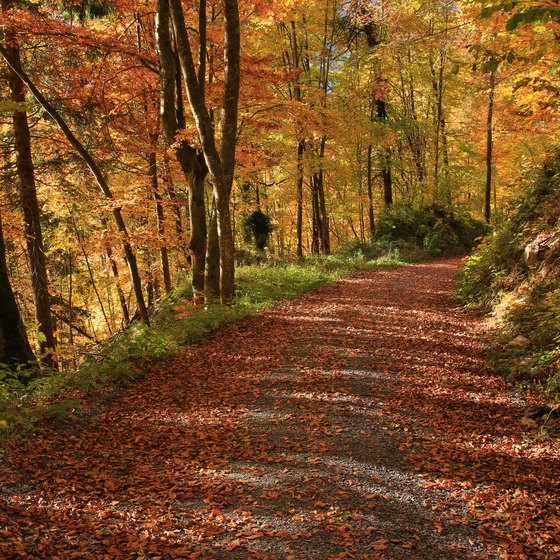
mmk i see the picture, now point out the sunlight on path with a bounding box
[2,258,556,559]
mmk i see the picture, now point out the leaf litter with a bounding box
[1,257,558,559]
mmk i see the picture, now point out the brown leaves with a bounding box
[2,258,559,559]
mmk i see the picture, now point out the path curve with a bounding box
[1,258,558,559]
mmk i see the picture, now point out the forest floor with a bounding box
[1,257,559,560]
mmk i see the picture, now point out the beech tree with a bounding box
[156,0,208,304]
[167,0,240,303]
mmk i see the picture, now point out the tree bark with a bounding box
[311,172,321,255]
[376,99,393,207]
[156,0,208,303]
[168,0,240,304]
[317,168,330,254]
[485,69,496,224]
[148,150,172,293]
[0,212,36,370]
[367,143,375,237]
[107,246,130,325]
[205,198,220,304]
[296,139,304,257]
[431,52,445,203]
[367,144,375,237]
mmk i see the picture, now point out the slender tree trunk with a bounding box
[67,251,74,347]
[317,136,330,254]
[205,197,220,304]
[317,168,330,254]
[311,173,321,255]
[296,141,304,258]
[376,100,393,207]
[431,52,445,203]
[0,212,36,369]
[367,143,375,237]
[286,20,305,258]
[2,1,56,366]
[148,151,172,294]
[441,117,451,206]
[188,157,208,303]
[107,246,130,325]
[485,69,496,224]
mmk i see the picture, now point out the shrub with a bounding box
[242,210,274,251]
[375,203,488,257]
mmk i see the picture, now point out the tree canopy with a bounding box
[0,0,558,367]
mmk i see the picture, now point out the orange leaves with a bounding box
[2,258,559,559]
[370,539,389,551]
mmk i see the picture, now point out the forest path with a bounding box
[2,258,559,560]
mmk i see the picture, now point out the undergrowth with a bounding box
[374,202,489,257]
[0,248,408,443]
[459,150,560,399]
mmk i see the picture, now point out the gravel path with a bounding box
[0,258,516,559]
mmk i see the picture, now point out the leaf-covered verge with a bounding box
[459,150,560,398]
[0,247,409,444]
[1,258,558,560]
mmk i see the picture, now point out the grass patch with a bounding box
[0,248,408,443]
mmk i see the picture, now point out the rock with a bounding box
[523,238,541,267]
[509,335,531,348]
[524,231,560,267]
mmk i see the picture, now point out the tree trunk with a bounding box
[485,69,496,224]
[205,198,220,304]
[168,0,240,305]
[107,246,130,325]
[311,173,321,255]
[216,191,235,303]
[2,0,56,367]
[156,0,208,303]
[367,143,375,237]
[376,99,393,207]
[441,116,451,206]
[316,169,330,254]
[431,52,445,203]
[186,155,207,303]
[296,139,304,257]
[317,135,330,254]
[0,212,36,370]
[148,151,172,294]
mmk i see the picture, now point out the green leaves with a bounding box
[506,7,560,31]
[481,58,499,73]
[480,2,560,32]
